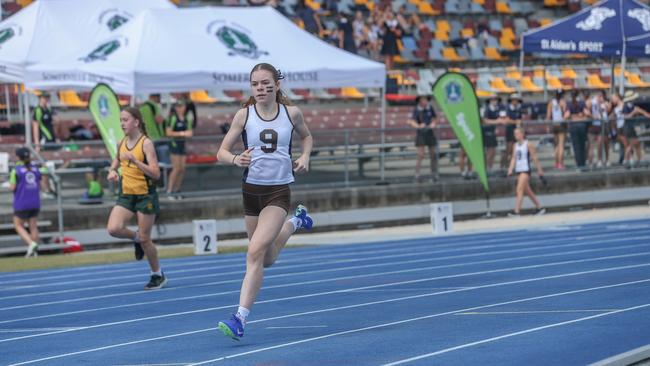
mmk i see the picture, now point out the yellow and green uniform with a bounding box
[116,135,159,215]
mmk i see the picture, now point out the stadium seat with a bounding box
[499,36,517,50]
[461,28,475,38]
[544,0,567,6]
[484,47,503,60]
[190,90,217,104]
[501,27,516,41]
[491,78,515,93]
[626,73,650,87]
[311,89,336,100]
[442,47,466,61]
[341,87,365,99]
[520,77,543,92]
[210,89,236,103]
[506,67,522,80]
[540,18,553,26]
[58,90,88,108]
[586,74,610,88]
[496,1,512,13]
[546,76,566,90]
[561,67,578,79]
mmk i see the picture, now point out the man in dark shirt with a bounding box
[407,95,438,181]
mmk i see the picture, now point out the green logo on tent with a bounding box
[106,14,129,31]
[81,39,122,63]
[216,25,268,59]
[0,28,14,45]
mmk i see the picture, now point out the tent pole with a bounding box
[4,84,11,121]
[610,57,616,95]
[380,86,386,182]
[619,52,626,96]
[518,49,524,94]
[23,90,32,148]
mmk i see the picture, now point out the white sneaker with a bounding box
[25,242,39,258]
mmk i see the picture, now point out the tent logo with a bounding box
[207,20,268,59]
[628,9,650,31]
[81,37,127,63]
[444,81,463,104]
[98,9,133,31]
[576,7,615,30]
[0,24,22,48]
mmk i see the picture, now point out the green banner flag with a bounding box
[89,83,124,160]
[139,101,164,140]
[432,72,489,192]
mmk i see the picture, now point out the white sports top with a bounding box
[514,140,531,173]
[243,103,295,185]
[551,99,564,123]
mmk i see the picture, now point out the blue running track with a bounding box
[1,218,650,365]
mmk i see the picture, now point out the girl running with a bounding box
[216,63,314,340]
[507,127,546,216]
[106,107,166,290]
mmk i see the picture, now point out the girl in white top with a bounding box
[508,127,545,216]
[216,63,313,340]
[546,90,569,170]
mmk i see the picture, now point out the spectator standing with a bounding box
[337,12,357,54]
[380,9,402,70]
[165,101,193,200]
[407,96,438,182]
[620,90,650,168]
[295,0,323,36]
[481,95,505,173]
[10,147,44,258]
[546,90,569,170]
[568,91,589,170]
[501,93,523,171]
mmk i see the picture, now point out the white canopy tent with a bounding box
[24,6,386,94]
[0,0,175,83]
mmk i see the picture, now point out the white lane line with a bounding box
[2,256,649,346]
[454,309,618,315]
[381,303,650,366]
[4,232,648,303]
[186,280,650,365]
[265,326,328,329]
[2,239,648,313]
[6,241,646,325]
[1,225,639,287]
[2,227,632,290]
[0,240,650,318]
[0,328,83,333]
[8,274,650,366]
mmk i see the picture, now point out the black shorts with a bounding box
[14,209,39,219]
[516,171,531,177]
[169,140,186,155]
[505,125,516,143]
[415,130,436,147]
[483,131,497,148]
[625,123,638,138]
[589,125,602,135]
[242,182,291,216]
[552,123,568,134]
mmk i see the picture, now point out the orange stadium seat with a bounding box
[496,1,512,13]
[627,73,650,87]
[190,90,217,104]
[341,87,365,99]
[561,67,578,79]
[59,90,87,108]
[544,0,567,6]
[547,76,567,90]
[521,77,543,92]
[499,36,517,50]
[442,48,465,61]
[485,47,503,60]
[491,78,515,93]
[506,68,522,80]
[587,74,610,88]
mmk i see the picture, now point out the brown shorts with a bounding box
[552,123,567,134]
[242,182,291,216]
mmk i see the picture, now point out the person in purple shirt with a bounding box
[9,147,45,257]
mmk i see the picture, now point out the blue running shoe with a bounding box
[294,204,313,230]
[218,314,244,340]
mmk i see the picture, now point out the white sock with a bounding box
[151,270,162,276]
[236,306,250,324]
[133,230,140,243]
[289,217,301,232]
